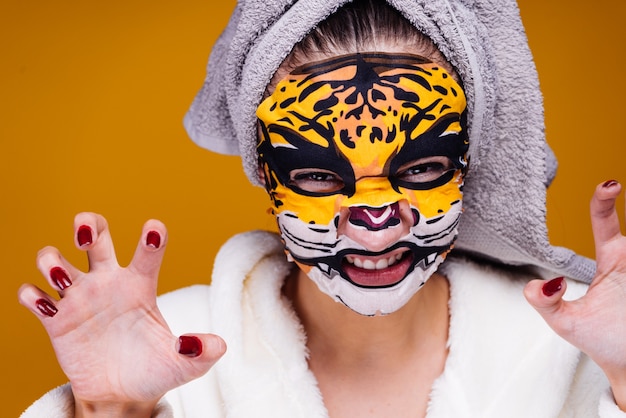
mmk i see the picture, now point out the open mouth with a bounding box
[341,249,416,288]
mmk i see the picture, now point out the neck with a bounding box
[284,268,450,369]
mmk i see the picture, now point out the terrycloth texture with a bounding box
[20,384,174,417]
[164,231,616,417]
[20,231,624,416]
[20,384,75,418]
[183,0,596,284]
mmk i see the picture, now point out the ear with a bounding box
[257,159,267,187]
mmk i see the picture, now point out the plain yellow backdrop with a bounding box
[2,0,624,415]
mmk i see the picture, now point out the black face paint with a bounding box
[256,52,469,316]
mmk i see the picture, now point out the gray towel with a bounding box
[183,0,596,283]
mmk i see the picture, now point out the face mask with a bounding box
[256,52,469,316]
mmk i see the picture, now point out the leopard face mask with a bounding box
[257,53,468,316]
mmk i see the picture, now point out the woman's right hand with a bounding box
[17,212,226,417]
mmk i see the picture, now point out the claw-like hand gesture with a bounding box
[18,213,226,417]
[525,181,626,409]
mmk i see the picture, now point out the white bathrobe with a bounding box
[21,231,625,417]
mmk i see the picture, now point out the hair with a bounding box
[267,0,457,93]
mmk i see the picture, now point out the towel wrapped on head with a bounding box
[183,0,595,283]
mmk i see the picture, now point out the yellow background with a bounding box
[1,0,624,415]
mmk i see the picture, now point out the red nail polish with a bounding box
[602,180,618,188]
[50,267,72,290]
[178,336,202,357]
[542,277,564,297]
[77,225,93,246]
[146,231,161,249]
[36,298,58,317]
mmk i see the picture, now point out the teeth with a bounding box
[346,252,405,270]
[375,259,389,269]
[344,252,438,270]
[363,260,376,270]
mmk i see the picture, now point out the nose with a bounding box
[337,200,415,252]
[348,202,401,231]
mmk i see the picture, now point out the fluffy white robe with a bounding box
[21,231,625,417]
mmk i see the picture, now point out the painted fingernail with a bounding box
[146,231,161,249]
[77,225,93,247]
[36,298,58,317]
[542,277,564,297]
[50,267,72,290]
[178,336,202,357]
[602,180,618,188]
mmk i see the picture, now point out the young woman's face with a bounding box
[257,53,468,315]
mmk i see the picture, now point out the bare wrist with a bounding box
[606,372,626,411]
[74,398,158,418]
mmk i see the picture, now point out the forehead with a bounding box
[257,53,467,175]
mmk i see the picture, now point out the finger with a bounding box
[524,277,572,334]
[590,180,623,247]
[128,220,168,279]
[175,334,227,380]
[18,283,60,319]
[36,246,82,294]
[74,212,118,270]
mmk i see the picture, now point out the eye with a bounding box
[395,157,455,185]
[289,169,345,194]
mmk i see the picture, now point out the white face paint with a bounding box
[257,53,468,315]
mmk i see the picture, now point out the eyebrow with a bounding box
[389,112,469,174]
[257,122,357,197]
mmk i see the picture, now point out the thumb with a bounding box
[175,333,227,378]
[524,277,568,329]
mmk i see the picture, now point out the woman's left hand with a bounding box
[525,180,626,408]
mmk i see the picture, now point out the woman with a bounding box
[19,0,626,416]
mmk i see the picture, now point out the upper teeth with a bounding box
[346,253,403,270]
[346,252,439,270]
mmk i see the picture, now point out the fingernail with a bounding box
[146,231,161,249]
[50,267,72,290]
[602,180,618,188]
[178,336,202,357]
[77,225,93,247]
[36,298,58,317]
[542,277,564,297]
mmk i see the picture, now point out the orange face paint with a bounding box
[257,53,468,315]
